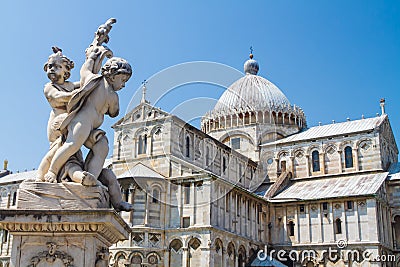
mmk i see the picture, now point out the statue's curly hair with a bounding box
[101,57,132,78]
[44,50,74,80]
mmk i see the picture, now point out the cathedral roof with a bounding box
[117,163,165,179]
[272,172,388,201]
[264,115,387,146]
[0,170,37,185]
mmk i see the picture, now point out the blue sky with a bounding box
[0,0,399,172]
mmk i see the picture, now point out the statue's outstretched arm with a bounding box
[80,51,99,87]
[44,84,74,103]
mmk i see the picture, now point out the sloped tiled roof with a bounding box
[0,159,115,185]
[117,163,165,179]
[0,170,37,184]
[264,115,386,146]
[0,170,10,178]
[273,172,388,201]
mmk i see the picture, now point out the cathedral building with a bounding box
[1,54,399,267]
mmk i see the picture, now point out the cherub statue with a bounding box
[36,47,95,185]
[36,48,133,211]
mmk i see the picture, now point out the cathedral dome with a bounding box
[201,54,306,134]
[209,54,293,116]
[212,69,291,114]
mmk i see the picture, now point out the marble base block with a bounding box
[0,182,130,267]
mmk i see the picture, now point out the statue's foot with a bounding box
[81,171,97,186]
[44,172,57,183]
[114,201,134,212]
[35,175,45,182]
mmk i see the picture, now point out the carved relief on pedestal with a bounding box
[95,247,109,267]
[28,242,75,267]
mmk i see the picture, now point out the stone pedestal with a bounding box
[0,182,130,267]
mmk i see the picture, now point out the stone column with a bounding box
[330,201,335,242]
[182,247,189,267]
[289,156,295,177]
[191,183,196,225]
[133,137,137,158]
[224,116,227,128]
[128,184,136,225]
[318,205,323,243]
[354,202,360,242]
[305,155,310,177]
[353,148,359,171]
[320,152,326,174]
[144,186,149,226]
[164,249,170,267]
[201,247,211,267]
[283,207,288,243]
[337,150,343,173]
[275,158,280,177]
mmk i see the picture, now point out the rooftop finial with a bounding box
[141,80,147,104]
[244,47,259,75]
[380,98,385,115]
[3,159,8,170]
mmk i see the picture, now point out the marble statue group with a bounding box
[35,18,133,211]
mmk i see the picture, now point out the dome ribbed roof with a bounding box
[201,54,307,134]
[212,73,291,115]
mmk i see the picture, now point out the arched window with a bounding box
[288,221,295,236]
[344,146,353,168]
[222,157,227,174]
[138,135,147,155]
[312,151,320,172]
[131,255,142,265]
[152,188,159,203]
[143,134,147,153]
[138,135,143,154]
[12,191,17,206]
[185,136,190,158]
[238,164,242,183]
[206,146,210,166]
[335,218,342,234]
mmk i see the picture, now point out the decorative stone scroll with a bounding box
[28,242,75,267]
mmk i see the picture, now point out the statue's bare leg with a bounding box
[66,163,97,186]
[98,168,133,211]
[36,143,59,182]
[84,136,109,180]
[45,121,91,181]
